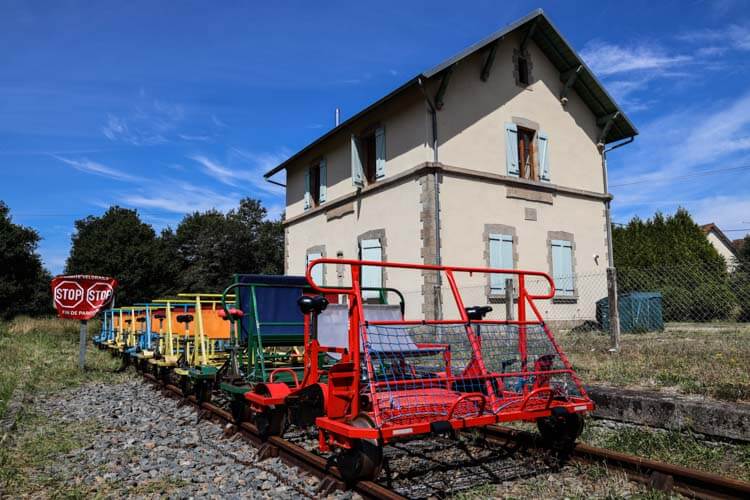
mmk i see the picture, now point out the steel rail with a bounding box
[141,373,403,500]
[142,372,750,499]
[484,425,750,500]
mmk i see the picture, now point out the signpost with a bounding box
[51,275,118,370]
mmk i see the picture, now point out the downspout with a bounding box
[418,77,443,319]
[600,135,634,352]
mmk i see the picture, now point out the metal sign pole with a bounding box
[79,319,88,370]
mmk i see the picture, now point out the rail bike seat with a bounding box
[464,305,492,321]
[176,314,193,324]
[153,312,166,320]
[136,317,146,323]
[217,307,244,320]
[297,295,328,315]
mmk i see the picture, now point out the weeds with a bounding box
[560,327,750,402]
[0,316,125,419]
[0,316,129,497]
[581,422,750,482]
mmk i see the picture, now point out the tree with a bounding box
[0,201,52,318]
[731,235,750,321]
[172,198,284,291]
[65,207,176,305]
[613,208,736,321]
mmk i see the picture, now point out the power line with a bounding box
[610,164,750,188]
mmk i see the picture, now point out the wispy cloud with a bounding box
[121,180,239,214]
[189,149,289,196]
[211,114,227,128]
[612,90,750,185]
[610,90,750,232]
[678,24,750,51]
[53,155,140,182]
[102,97,185,146]
[581,41,692,76]
[190,154,239,186]
[178,133,213,142]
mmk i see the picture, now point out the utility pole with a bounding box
[600,138,633,352]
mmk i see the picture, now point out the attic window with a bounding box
[513,48,533,87]
[518,56,530,85]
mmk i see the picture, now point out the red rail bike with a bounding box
[245,259,593,483]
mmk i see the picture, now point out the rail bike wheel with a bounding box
[195,380,212,404]
[254,407,287,440]
[537,410,584,453]
[230,396,251,424]
[335,414,383,485]
[180,377,192,397]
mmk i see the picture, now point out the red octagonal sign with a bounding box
[51,275,118,320]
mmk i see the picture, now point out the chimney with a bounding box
[335,107,341,127]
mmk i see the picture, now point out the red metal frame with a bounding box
[246,258,594,453]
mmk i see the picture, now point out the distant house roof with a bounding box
[265,9,638,179]
[701,223,739,257]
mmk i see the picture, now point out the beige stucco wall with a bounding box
[432,32,604,194]
[438,174,608,321]
[707,231,738,271]
[286,178,425,317]
[285,88,430,220]
[281,29,614,325]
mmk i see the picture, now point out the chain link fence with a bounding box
[347,258,750,336]
[538,259,750,334]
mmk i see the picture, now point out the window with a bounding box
[550,240,575,296]
[517,126,537,180]
[489,233,514,294]
[359,238,383,300]
[306,251,324,285]
[505,123,550,182]
[351,126,385,188]
[304,159,327,210]
[514,48,533,87]
[517,55,530,85]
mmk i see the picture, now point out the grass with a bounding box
[0,316,127,419]
[581,421,750,483]
[559,326,750,402]
[0,413,103,496]
[0,316,130,497]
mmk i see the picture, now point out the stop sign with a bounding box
[53,280,85,309]
[86,282,113,308]
[50,275,118,320]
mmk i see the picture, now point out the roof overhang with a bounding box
[265,9,638,180]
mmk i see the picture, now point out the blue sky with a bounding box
[2,0,749,275]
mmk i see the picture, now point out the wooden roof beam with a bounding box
[520,18,539,52]
[480,42,498,82]
[434,65,454,110]
[560,65,582,105]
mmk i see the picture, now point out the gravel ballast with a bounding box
[17,380,359,499]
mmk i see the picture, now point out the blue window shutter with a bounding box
[551,240,574,295]
[489,233,513,294]
[359,238,382,299]
[538,131,550,182]
[318,159,327,203]
[304,169,311,210]
[306,252,323,285]
[505,123,519,177]
[351,135,364,188]
[375,126,386,179]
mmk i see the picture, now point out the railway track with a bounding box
[140,372,750,499]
